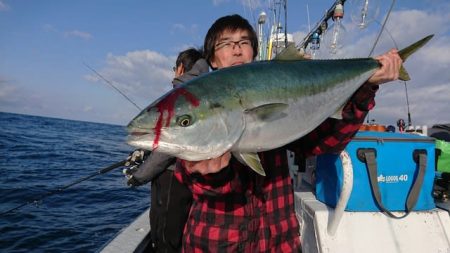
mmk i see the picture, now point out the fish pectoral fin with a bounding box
[237,152,266,176]
[273,44,307,61]
[330,104,344,120]
[245,103,289,122]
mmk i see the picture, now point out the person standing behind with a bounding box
[124,48,209,253]
[172,48,208,86]
[174,14,402,252]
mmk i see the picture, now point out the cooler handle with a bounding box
[359,149,427,219]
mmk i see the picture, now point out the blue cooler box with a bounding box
[315,131,436,213]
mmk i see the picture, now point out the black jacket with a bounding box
[130,58,209,253]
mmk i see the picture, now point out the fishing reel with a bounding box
[125,149,150,167]
[123,149,151,185]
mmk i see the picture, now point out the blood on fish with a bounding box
[152,88,200,149]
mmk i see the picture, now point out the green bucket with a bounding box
[436,139,450,173]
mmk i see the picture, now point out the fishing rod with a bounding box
[0,159,127,216]
[368,0,396,57]
[83,62,142,111]
[365,0,414,126]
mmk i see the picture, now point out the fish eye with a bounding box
[176,115,192,127]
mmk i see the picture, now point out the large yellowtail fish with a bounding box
[127,35,433,176]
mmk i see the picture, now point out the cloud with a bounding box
[43,24,58,33]
[172,43,203,56]
[293,8,450,126]
[212,0,264,8]
[0,77,48,115]
[367,9,450,125]
[0,76,121,124]
[0,0,10,11]
[171,23,200,38]
[83,105,93,112]
[292,31,309,47]
[42,24,93,41]
[371,80,450,125]
[239,0,264,8]
[82,7,450,126]
[212,0,230,6]
[85,50,175,108]
[64,30,93,40]
[385,9,450,42]
[0,78,16,101]
[370,34,450,126]
[170,23,203,44]
[172,23,186,31]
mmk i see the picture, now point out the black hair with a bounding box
[203,14,258,67]
[175,48,203,72]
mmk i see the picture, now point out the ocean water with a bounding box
[0,112,149,252]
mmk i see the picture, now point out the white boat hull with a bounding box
[296,186,450,253]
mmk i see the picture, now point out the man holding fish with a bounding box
[127,13,430,252]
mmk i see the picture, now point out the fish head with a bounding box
[127,86,245,161]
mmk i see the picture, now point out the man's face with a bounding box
[210,29,254,69]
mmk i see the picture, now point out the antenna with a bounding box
[284,0,288,48]
[307,4,311,33]
[404,81,412,126]
[258,11,267,61]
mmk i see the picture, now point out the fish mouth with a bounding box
[129,131,149,137]
[126,132,155,150]
[127,124,152,136]
[127,133,225,161]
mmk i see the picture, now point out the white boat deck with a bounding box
[99,208,151,253]
[296,183,450,253]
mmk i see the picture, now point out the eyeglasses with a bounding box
[215,39,251,51]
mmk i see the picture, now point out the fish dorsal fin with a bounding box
[396,34,434,81]
[234,152,266,176]
[274,44,306,61]
[245,103,288,121]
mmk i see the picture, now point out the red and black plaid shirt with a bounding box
[175,84,378,253]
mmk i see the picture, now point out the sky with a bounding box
[1,0,449,127]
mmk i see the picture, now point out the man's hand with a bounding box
[182,152,232,175]
[367,49,403,85]
[123,149,150,186]
[125,149,149,167]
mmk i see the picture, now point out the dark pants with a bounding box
[149,167,192,253]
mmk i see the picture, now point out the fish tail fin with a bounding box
[397,34,434,81]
